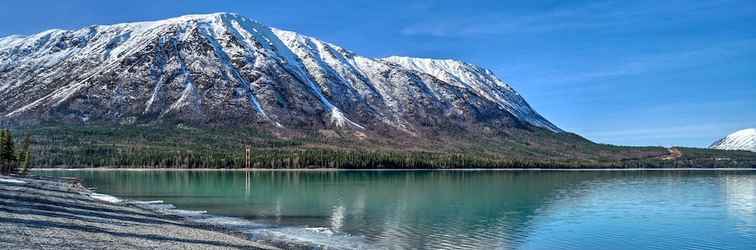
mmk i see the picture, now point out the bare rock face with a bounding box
[0,13,560,135]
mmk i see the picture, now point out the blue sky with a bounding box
[1,0,754,147]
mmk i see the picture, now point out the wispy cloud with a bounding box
[400,0,747,37]
[539,39,756,84]
[504,37,756,102]
[580,121,754,147]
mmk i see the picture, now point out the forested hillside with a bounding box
[8,123,755,169]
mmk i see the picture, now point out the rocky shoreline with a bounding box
[0,175,279,250]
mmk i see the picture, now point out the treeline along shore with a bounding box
[3,124,756,169]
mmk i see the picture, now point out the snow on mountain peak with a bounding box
[382,56,513,92]
[382,56,560,132]
[120,12,250,26]
[710,128,756,152]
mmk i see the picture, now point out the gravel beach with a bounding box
[0,175,279,250]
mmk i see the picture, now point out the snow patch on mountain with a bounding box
[382,56,561,132]
[710,128,756,152]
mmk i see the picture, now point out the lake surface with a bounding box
[37,170,755,249]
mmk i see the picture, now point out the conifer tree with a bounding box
[20,151,32,176]
[0,130,5,173]
[0,130,16,173]
[18,135,32,175]
[16,135,31,160]
[1,129,15,162]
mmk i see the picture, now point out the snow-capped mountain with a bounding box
[0,13,560,134]
[710,128,756,152]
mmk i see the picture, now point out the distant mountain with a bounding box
[710,128,756,152]
[0,13,559,134]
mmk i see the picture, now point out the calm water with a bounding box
[37,170,755,249]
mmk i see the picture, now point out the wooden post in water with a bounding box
[244,144,252,193]
[244,145,251,169]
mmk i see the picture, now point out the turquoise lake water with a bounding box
[37,170,755,249]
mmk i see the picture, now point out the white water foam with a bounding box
[0,177,26,184]
[89,193,122,203]
[128,199,375,249]
[246,227,373,250]
[129,200,164,205]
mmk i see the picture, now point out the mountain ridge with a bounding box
[0,12,559,135]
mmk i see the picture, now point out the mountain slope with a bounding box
[710,128,756,152]
[0,12,557,135]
